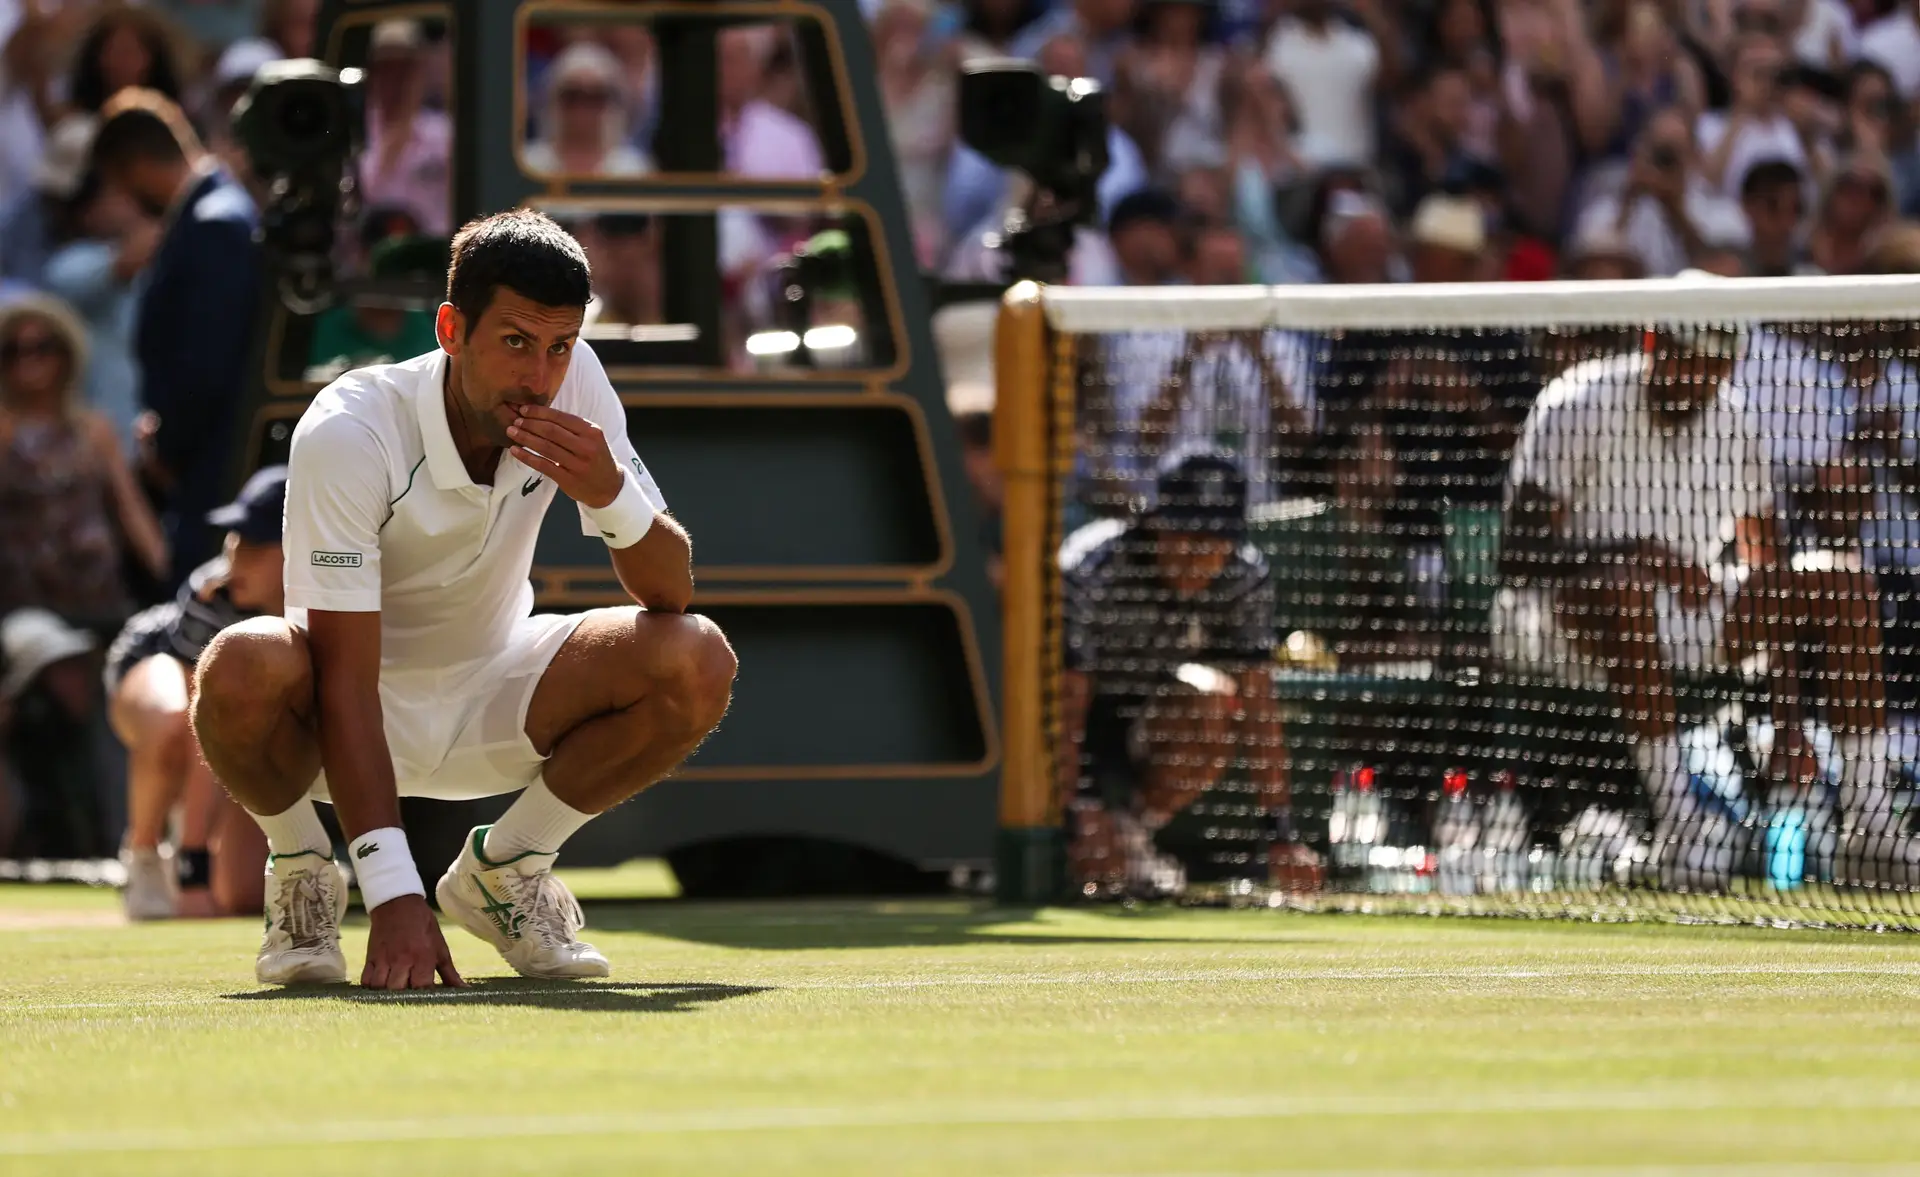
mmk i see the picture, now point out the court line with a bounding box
[1084,1167,1920,1177]
[4,1087,1919,1156]
[10,962,1920,1012]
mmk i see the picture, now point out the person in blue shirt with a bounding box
[88,88,262,590]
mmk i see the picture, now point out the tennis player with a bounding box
[191,210,736,989]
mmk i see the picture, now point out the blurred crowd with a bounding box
[875,0,1920,284]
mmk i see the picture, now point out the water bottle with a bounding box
[1434,768,1479,896]
[1766,808,1808,891]
[1481,771,1528,894]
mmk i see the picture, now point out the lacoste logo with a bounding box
[310,550,362,568]
[355,843,377,860]
[521,476,542,496]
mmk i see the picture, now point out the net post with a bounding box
[994,280,1066,906]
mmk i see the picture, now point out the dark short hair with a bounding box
[445,209,592,333]
[90,88,196,171]
[1740,159,1804,202]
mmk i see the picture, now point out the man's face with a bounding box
[1742,181,1803,250]
[1648,344,1737,413]
[1153,530,1236,595]
[1188,228,1248,285]
[226,537,285,615]
[438,288,585,446]
[1114,220,1179,284]
[1411,241,1478,282]
[1428,70,1472,142]
[1079,0,1137,34]
[1326,213,1392,284]
[103,159,171,218]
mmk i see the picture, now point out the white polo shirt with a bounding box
[1507,350,1773,572]
[283,341,666,672]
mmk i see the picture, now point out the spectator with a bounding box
[1380,63,1488,219]
[43,175,160,453]
[0,295,166,628]
[305,235,444,380]
[956,0,1046,63]
[1316,189,1396,284]
[875,0,958,267]
[1804,150,1895,272]
[1218,56,1302,279]
[0,112,93,288]
[582,214,662,331]
[1423,0,1505,161]
[1175,164,1232,223]
[1117,0,1227,180]
[1263,0,1395,167]
[1108,188,1184,285]
[62,3,187,119]
[1697,34,1817,197]
[1561,219,1649,277]
[1183,217,1249,284]
[1859,0,1920,100]
[720,25,825,179]
[1407,192,1489,281]
[258,0,320,61]
[1778,0,1860,71]
[1839,61,1920,216]
[0,608,110,859]
[1008,0,1137,87]
[148,0,256,57]
[1597,0,1707,161]
[360,21,453,232]
[524,39,648,179]
[1495,0,1614,242]
[1571,105,1750,275]
[1739,157,1811,273]
[1058,451,1304,894]
[200,37,282,183]
[90,87,259,587]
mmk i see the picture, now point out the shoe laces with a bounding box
[509,870,586,952]
[276,871,336,951]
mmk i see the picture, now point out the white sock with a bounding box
[252,799,330,858]
[483,779,594,863]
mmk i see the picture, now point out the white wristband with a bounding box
[347,827,424,911]
[584,475,655,549]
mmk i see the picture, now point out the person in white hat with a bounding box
[1406,192,1486,282]
[523,40,651,178]
[0,607,103,858]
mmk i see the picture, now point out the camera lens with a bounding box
[279,92,330,142]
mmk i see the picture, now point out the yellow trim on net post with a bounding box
[994,282,1050,834]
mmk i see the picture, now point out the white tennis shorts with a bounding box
[1491,569,1745,688]
[305,612,585,803]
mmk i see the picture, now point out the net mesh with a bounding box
[1039,279,1920,927]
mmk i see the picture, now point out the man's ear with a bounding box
[435,303,462,355]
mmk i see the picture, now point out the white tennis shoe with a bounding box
[121,845,177,922]
[256,851,348,985]
[435,827,610,979]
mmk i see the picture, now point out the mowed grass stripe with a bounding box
[10,1086,1920,1156]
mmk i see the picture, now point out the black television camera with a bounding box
[233,59,363,313]
[957,58,1109,285]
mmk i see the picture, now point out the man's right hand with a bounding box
[362,894,464,990]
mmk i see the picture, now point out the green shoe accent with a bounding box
[468,825,552,868]
[267,849,332,864]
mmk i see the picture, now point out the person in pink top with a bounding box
[718,25,824,180]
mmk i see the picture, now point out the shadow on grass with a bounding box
[582,899,1316,951]
[220,978,769,1012]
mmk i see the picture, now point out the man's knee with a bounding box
[192,619,311,736]
[657,614,737,730]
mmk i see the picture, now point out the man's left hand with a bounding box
[507,405,623,508]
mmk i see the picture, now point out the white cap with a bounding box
[0,609,95,699]
[1409,194,1485,254]
[369,19,424,58]
[214,37,284,89]
[933,300,997,415]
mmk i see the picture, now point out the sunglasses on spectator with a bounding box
[0,337,63,364]
[558,87,612,107]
